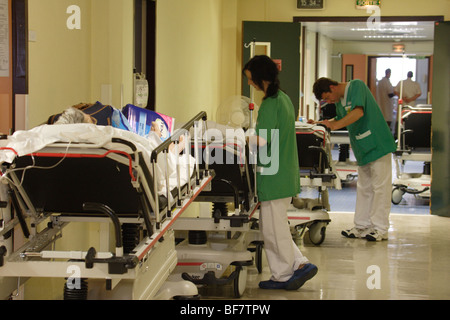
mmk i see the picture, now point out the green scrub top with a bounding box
[255,90,301,201]
[335,79,396,166]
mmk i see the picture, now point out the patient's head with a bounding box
[55,107,94,124]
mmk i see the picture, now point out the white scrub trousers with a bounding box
[354,153,392,233]
[259,197,309,282]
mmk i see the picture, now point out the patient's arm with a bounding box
[169,134,186,154]
[151,121,186,154]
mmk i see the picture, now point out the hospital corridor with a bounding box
[190,159,450,300]
[0,0,449,303]
[241,211,450,300]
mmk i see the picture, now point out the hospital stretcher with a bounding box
[320,102,357,184]
[0,111,213,300]
[329,130,358,183]
[170,125,260,298]
[392,104,432,204]
[288,122,340,245]
[170,121,339,297]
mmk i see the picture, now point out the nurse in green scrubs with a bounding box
[312,78,396,241]
[243,55,317,290]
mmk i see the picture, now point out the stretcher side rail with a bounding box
[392,105,432,204]
[189,140,257,225]
[394,108,432,163]
[151,111,208,210]
[397,105,432,151]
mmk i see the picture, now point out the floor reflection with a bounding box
[201,212,450,300]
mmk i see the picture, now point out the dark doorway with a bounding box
[135,0,156,110]
[242,21,301,119]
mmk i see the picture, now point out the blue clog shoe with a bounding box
[258,279,287,290]
[285,263,318,291]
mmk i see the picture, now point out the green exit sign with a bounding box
[356,0,381,8]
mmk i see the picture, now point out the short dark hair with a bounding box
[242,55,280,99]
[313,77,338,101]
[407,71,413,78]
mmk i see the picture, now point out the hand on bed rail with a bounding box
[306,119,331,132]
[151,121,186,154]
[151,111,207,162]
[308,107,364,131]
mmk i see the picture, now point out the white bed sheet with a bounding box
[0,124,195,197]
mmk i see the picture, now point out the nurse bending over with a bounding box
[311,78,396,242]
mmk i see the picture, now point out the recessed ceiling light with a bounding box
[351,27,424,32]
[363,35,427,39]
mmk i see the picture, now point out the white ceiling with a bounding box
[303,21,435,41]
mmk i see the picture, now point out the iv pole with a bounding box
[396,51,406,151]
[244,38,257,202]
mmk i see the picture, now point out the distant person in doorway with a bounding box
[394,71,422,106]
[377,68,396,131]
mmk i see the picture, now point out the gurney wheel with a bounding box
[247,241,263,273]
[233,266,248,298]
[308,222,327,246]
[391,187,404,205]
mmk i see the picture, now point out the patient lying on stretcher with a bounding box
[0,106,194,201]
[55,107,186,154]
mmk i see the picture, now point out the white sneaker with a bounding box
[366,229,388,241]
[341,227,371,239]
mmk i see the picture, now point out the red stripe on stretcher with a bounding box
[337,169,357,172]
[248,201,260,219]
[296,130,327,147]
[288,216,311,220]
[400,110,432,123]
[29,150,136,181]
[401,110,432,116]
[177,262,203,266]
[0,148,19,176]
[0,147,19,155]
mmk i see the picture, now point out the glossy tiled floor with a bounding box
[202,154,449,300]
[203,211,449,301]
